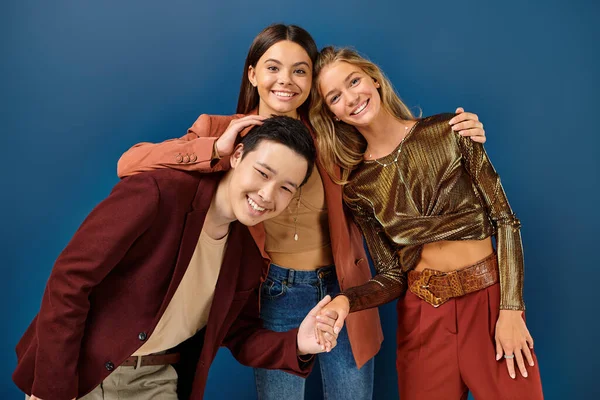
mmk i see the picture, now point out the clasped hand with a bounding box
[312,295,350,352]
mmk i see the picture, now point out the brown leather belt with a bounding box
[408,253,498,307]
[121,352,181,368]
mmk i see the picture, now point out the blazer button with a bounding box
[105,361,115,371]
[190,154,197,162]
[183,154,190,163]
[175,154,183,163]
[138,332,147,341]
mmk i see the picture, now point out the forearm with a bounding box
[496,223,525,311]
[342,274,407,313]
[117,137,227,178]
[227,326,311,374]
[224,292,312,376]
[458,136,526,311]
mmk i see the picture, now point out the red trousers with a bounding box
[396,283,544,400]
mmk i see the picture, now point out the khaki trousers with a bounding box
[26,363,178,400]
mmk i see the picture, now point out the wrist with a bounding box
[334,294,351,311]
[296,339,309,356]
[297,348,309,356]
[499,309,523,318]
[212,140,222,160]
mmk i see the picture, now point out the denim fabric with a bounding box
[254,264,374,400]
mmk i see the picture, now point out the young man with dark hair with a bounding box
[13,116,335,400]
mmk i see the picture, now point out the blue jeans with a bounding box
[254,264,374,400]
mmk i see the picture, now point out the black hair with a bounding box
[239,116,316,186]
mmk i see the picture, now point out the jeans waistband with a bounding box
[267,263,336,285]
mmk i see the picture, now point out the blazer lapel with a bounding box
[156,173,221,317]
[317,159,347,267]
[202,222,244,348]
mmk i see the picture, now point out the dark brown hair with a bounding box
[236,24,318,116]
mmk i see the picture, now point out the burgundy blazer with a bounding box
[117,112,384,368]
[13,169,309,400]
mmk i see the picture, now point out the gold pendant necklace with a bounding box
[292,188,302,241]
[368,125,409,168]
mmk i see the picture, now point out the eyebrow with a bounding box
[264,59,311,69]
[324,71,361,100]
[257,162,299,189]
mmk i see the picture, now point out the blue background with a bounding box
[2,0,598,398]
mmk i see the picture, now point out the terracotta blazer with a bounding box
[117,113,384,368]
[13,170,310,400]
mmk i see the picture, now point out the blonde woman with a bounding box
[311,47,543,400]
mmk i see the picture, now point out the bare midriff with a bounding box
[415,238,494,273]
[269,244,334,271]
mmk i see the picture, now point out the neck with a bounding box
[204,173,236,240]
[258,102,299,119]
[358,110,411,158]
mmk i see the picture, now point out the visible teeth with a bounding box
[273,91,295,97]
[247,197,266,212]
[351,101,368,115]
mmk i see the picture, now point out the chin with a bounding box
[235,211,266,227]
[239,217,260,227]
[272,104,300,115]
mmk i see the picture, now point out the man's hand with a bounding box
[297,295,339,355]
[449,107,486,143]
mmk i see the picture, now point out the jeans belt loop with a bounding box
[134,355,142,370]
[287,268,295,286]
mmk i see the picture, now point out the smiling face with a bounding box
[318,61,383,128]
[248,40,313,118]
[227,140,309,226]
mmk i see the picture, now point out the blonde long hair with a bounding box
[309,46,416,184]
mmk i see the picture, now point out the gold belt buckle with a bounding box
[411,269,449,308]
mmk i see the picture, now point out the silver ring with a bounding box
[503,354,515,359]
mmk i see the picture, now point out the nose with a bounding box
[258,182,276,204]
[346,92,360,107]
[277,70,293,86]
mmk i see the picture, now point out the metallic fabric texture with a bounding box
[342,114,524,312]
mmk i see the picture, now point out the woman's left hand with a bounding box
[315,295,350,347]
[449,107,486,143]
[495,310,535,379]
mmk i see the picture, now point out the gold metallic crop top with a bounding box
[342,114,525,312]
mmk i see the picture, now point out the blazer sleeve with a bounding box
[117,114,237,178]
[30,174,159,400]
[222,288,313,377]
